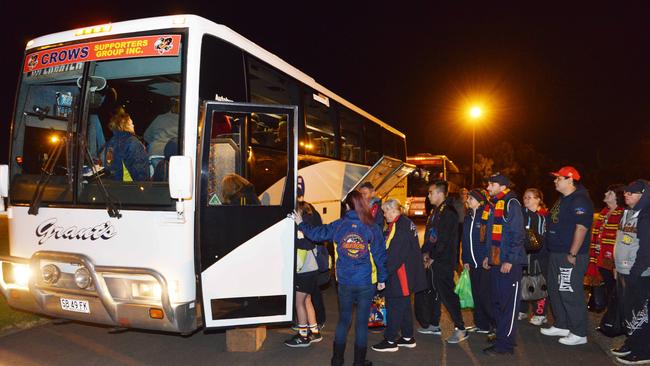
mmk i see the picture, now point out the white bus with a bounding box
[0,15,413,334]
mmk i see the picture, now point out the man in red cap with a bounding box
[541,166,594,346]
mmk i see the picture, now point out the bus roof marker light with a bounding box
[172,16,186,25]
[26,40,35,48]
[74,23,112,37]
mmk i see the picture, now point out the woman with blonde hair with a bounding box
[221,173,260,205]
[371,198,426,352]
[102,106,149,181]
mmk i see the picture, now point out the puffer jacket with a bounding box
[298,210,387,286]
[103,130,149,181]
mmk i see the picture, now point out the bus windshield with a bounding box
[407,164,444,197]
[10,34,184,209]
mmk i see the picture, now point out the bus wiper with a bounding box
[81,144,122,219]
[28,136,67,215]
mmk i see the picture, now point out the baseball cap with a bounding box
[550,166,581,181]
[625,179,646,194]
[488,172,510,187]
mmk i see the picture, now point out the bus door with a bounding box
[346,156,416,200]
[198,102,297,329]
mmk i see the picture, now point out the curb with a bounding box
[0,318,50,338]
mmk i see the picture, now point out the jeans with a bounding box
[335,284,375,347]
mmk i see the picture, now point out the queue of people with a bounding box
[286,167,650,365]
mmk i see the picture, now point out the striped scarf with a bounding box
[482,188,510,248]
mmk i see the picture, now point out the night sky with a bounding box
[3,3,649,193]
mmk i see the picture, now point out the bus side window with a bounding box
[339,108,364,163]
[303,91,336,158]
[207,112,241,205]
[364,120,382,165]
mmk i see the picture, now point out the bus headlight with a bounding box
[12,263,32,288]
[74,267,92,289]
[42,264,61,285]
[131,281,162,299]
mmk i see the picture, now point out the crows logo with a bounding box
[27,54,39,70]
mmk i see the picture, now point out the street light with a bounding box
[468,106,482,186]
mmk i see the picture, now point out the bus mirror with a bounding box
[168,156,193,200]
[0,164,8,198]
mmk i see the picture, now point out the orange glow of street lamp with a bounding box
[469,106,482,120]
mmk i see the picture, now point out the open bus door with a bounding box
[198,102,297,329]
[345,156,416,201]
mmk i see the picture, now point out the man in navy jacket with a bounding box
[483,173,526,356]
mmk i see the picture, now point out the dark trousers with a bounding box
[428,263,465,330]
[414,268,440,327]
[384,295,414,341]
[624,276,650,357]
[312,285,326,325]
[491,265,522,352]
[547,252,589,337]
[599,268,615,309]
[469,266,494,330]
[334,284,375,347]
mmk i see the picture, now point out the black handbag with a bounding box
[588,283,607,312]
[598,287,625,337]
[524,228,542,252]
[521,259,547,301]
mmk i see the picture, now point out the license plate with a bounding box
[414,211,424,216]
[60,298,90,313]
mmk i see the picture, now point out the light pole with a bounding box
[469,106,482,187]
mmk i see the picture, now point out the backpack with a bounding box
[312,243,331,286]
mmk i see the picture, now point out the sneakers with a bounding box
[417,325,442,335]
[371,339,398,352]
[284,334,311,347]
[465,325,477,332]
[517,312,528,320]
[475,328,491,334]
[612,345,632,357]
[483,345,514,356]
[308,331,323,343]
[558,333,587,346]
[446,328,469,344]
[616,353,650,365]
[529,315,547,326]
[540,326,570,337]
[396,337,417,348]
[486,331,497,343]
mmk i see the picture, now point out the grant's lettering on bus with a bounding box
[35,218,117,245]
[23,35,181,74]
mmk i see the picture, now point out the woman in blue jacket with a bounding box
[294,190,387,366]
[461,188,495,335]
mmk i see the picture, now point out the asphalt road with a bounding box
[0,215,620,366]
